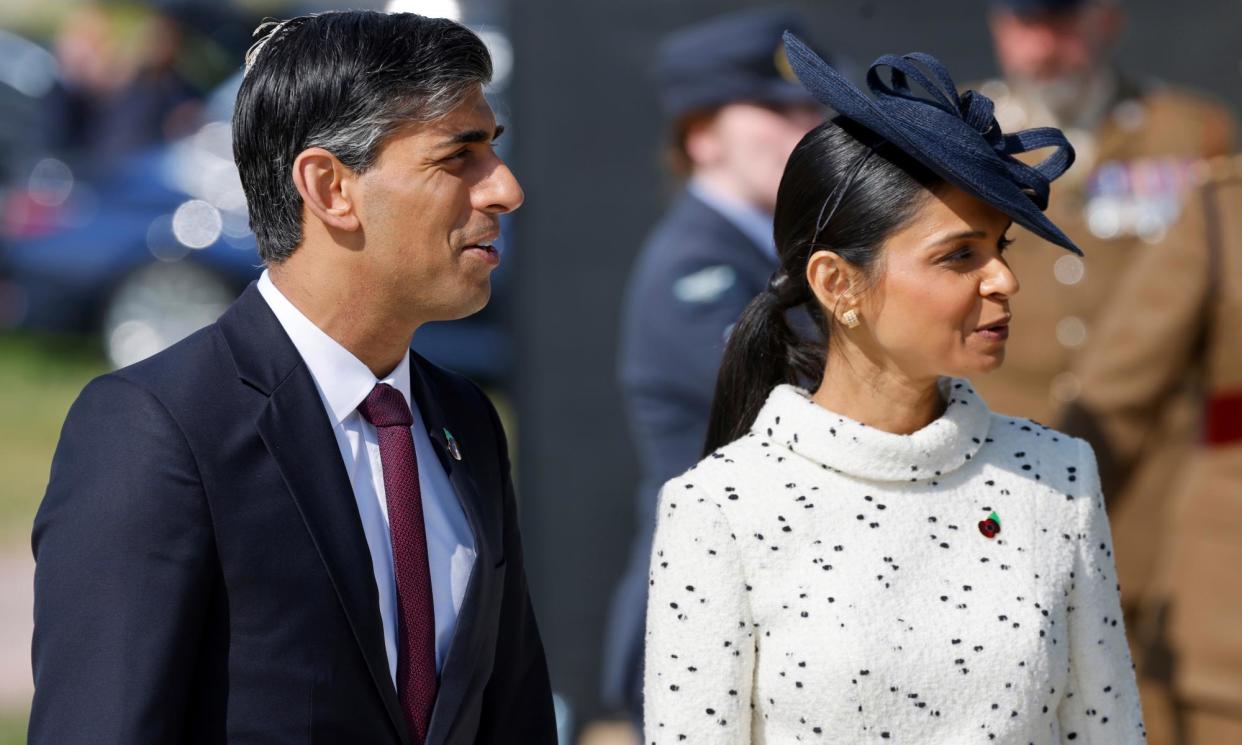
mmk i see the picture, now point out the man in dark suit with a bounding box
[30,11,555,745]
[601,7,824,727]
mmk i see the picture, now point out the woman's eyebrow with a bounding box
[927,229,988,248]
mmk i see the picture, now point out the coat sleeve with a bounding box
[644,478,755,745]
[29,374,215,745]
[474,389,558,744]
[1056,440,1147,744]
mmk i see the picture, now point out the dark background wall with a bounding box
[509,0,1240,725]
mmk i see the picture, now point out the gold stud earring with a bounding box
[841,308,861,328]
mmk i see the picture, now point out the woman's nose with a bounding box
[981,257,1020,299]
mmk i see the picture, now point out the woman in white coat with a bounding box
[642,35,1145,745]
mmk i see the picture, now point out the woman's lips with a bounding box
[976,323,1009,341]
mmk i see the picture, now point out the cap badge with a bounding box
[774,41,798,83]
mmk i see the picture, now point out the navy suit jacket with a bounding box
[604,189,776,713]
[30,283,556,745]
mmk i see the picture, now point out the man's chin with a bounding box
[445,283,493,321]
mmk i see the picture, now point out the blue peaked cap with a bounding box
[657,8,819,121]
[782,32,1082,255]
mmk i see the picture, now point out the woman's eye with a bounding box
[944,247,973,263]
[998,236,1014,253]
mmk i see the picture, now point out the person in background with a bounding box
[601,7,823,730]
[1062,155,1242,745]
[42,4,201,170]
[970,3,1236,737]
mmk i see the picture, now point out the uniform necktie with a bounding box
[357,383,437,744]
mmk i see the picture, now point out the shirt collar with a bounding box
[257,270,412,426]
[688,177,779,262]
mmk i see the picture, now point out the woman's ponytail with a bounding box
[702,275,822,455]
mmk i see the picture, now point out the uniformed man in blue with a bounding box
[601,7,824,728]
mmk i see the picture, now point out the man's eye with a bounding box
[446,148,470,162]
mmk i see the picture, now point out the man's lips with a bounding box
[461,232,501,265]
[461,231,500,252]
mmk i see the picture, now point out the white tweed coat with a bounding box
[643,379,1145,744]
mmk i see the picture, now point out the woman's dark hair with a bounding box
[233,11,492,264]
[702,116,944,454]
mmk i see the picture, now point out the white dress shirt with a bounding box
[257,271,476,680]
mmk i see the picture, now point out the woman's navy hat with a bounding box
[782,32,1082,255]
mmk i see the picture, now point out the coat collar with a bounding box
[751,378,992,483]
[255,270,414,428]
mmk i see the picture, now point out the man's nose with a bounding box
[479,160,524,214]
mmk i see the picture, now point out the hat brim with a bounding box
[783,32,1081,256]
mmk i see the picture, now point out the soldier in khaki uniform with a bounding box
[972,0,1236,631]
[1064,156,1242,744]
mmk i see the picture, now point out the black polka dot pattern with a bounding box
[644,379,1145,744]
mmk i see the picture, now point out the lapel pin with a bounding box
[978,511,1001,539]
[444,428,462,461]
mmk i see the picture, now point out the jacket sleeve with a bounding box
[30,374,215,745]
[474,390,558,744]
[1056,440,1147,744]
[644,478,755,745]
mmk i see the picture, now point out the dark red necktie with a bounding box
[357,383,438,744]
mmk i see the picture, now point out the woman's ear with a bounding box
[291,147,361,232]
[807,249,864,322]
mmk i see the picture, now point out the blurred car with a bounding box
[1,107,261,369]
[0,28,62,331]
[1,69,513,382]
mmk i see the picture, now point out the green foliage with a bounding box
[0,709,28,745]
[0,334,107,545]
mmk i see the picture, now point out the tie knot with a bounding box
[357,383,414,429]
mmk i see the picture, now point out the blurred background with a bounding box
[0,0,1237,743]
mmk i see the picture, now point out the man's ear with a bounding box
[291,147,361,232]
[806,249,863,320]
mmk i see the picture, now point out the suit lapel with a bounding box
[221,285,412,745]
[407,357,504,745]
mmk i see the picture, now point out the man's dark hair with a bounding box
[233,11,492,264]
